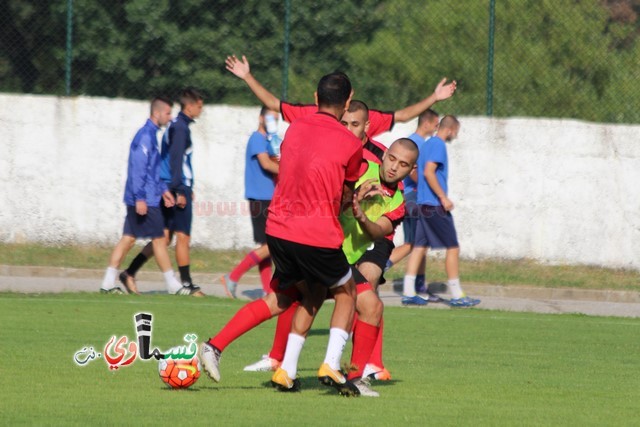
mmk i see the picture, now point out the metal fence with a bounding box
[1,0,638,123]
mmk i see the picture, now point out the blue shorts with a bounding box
[122,206,165,239]
[402,190,418,244]
[414,204,459,249]
[162,188,193,235]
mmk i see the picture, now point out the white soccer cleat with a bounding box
[353,377,380,397]
[243,355,281,372]
[200,342,222,382]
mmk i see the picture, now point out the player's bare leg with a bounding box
[101,235,136,293]
[152,237,184,295]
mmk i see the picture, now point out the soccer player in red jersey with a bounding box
[201,70,364,396]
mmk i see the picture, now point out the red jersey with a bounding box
[363,138,387,164]
[280,101,395,139]
[379,179,405,242]
[266,112,363,249]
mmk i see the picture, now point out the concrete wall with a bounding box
[1,94,638,270]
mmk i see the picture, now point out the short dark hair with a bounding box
[418,108,439,126]
[439,115,460,130]
[179,87,203,110]
[392,137,419,154]
[346,99,369,120]
[316,71,352,108]
[150,96,172,114]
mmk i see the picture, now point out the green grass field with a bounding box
[1,292,638,426]
[1,243,639,291]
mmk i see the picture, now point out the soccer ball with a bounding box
[158,355,201,389]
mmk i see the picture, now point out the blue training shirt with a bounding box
[417,135,448,206]
[160,111,194,195]
[123,119,168,207]
[244,131,276,200]
[402,132,426,193]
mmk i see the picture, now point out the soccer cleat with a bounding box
[200,342,222,382]
[118,271,140,295]
[363,364,392,381]
[271,367,301,392]
[401,295,428,306]
[244,355,281,372]
[100,287,124,294]
[220,274,238,299]
[176,283,205,296]
[449,296,481,307]
[353,377,380,397]
[318,363,360,397]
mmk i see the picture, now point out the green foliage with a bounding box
[0,0,638,122]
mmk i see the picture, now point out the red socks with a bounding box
[209,299,272,351]
[348,319,380,380]
[258,258,272,294]
[367,316,385,368]
[229,250,262,282]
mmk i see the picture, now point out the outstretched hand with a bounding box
[225,55,251,79]
[433,78,457,101]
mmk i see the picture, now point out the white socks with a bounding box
[323,328,350,371]
[448,278,465,299]
[280,333,306,379]
[101,267,118,290]
[403,275,416,297]
[163,270,183,294]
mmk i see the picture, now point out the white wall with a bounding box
[1,94,638,270]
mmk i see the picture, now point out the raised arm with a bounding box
[226,55,281,112]
[393,78,457,123]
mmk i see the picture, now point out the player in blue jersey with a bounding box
[221,107,280,298]
[117,88,205,296]
[402,115,480,307]
[100,97,186,295]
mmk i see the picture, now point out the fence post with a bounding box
[65,0,73,96]
[486,0,495,116]
[282,0,291,100]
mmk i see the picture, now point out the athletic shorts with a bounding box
[162,188,193,235]
[357,238,394,271]
[402,190,419,244]
[414,204,459,249]
[266,234,352,291]
[122,206,165,239]
[249,199,270,244]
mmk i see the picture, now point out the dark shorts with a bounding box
[356,237,395,271]
[266,235,352,290]
[162,188,193,235]
[249,199,270,244]
[414,204,459,249]
[356,237,394,285]
[122,206,165,239]
[402,190,418,244]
